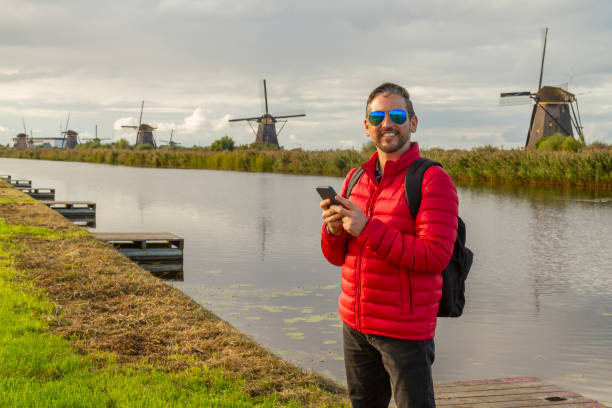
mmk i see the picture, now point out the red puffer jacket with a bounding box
[321,142,458,340]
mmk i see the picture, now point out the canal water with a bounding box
[1,158,611,405]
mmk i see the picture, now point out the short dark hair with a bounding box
[365,82,415,118]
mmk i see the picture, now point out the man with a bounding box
[320,82,458,407]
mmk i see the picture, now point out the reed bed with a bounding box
[1,145,610,189]
[425,146,612,189]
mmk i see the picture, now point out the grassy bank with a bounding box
[0,145,611,189]
[0,181,347,407]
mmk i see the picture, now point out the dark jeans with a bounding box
[343,323,436,408]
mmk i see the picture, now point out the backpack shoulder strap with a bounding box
[404,158,442,219]
[346,167,365,199]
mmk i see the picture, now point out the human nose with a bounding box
[381,112,394,127]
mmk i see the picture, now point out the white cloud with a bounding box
[212,114,231,131]
[135,107,218,136]
[182,107,206,133]
[113,117,138,130]
[153,122,174,132]
[155,109,231,136]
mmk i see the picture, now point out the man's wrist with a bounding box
[326,224,343,236]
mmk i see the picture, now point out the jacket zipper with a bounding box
[356,183,380,331]
[355,244,365,331]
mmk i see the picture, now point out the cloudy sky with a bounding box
[1,0,611,149]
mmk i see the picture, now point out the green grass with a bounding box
[0,198,36,203]
[0,221,320,407]
[0,218,88,240]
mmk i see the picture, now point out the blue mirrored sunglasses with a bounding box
[367,109,408,126]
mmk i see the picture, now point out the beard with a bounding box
[374,128,411,154]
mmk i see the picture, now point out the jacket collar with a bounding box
[362,142,421,184]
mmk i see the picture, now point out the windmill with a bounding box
[13,119,31,149]
[500,28,584,149]
[228,79,306,148]
[62,130,80,149]
[159,129,181,147]
[122,100,158,147]
[13,133,29,149]
[81,125,111,144]
[60,113,80,149]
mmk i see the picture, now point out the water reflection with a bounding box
[0,158,610,405]
[528,195,572,313]
[256,175,272,262]
[458,182,612,201]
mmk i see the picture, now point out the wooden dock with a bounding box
[10,179,32,188]
[94,233,184,281]
[19,187,55,200]
[41,201,96,227]
[434,377,607,407]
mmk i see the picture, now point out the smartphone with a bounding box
[316,185,342,207]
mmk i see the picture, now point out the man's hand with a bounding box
[320,199,343,236]
[331,196,368,237]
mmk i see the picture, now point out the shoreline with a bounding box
[0,146,610,191]
[0,180,348,407]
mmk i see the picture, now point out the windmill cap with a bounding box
[536,86,576,102]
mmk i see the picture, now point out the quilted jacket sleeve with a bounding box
[320,168,357,266]
[356,166,458,274]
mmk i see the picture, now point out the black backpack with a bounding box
[346,158,473,318]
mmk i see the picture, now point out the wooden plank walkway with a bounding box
[94,232,184,246]
[41,201,96,227]
[10,179,32,188]
[434,377,607,407]
[94,233,184,281]
[19,187,55,200]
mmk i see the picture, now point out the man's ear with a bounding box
[410,115,418,132]
[364,118,369,136]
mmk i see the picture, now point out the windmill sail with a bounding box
[499,91,533,106]
[538,27,548,91]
